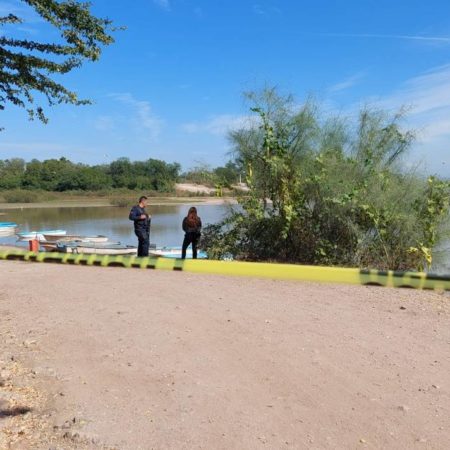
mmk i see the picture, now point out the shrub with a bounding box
[2,189,40,203]
[202,88,450,271]
[110,196,134,207]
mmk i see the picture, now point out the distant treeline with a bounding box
[0,157,241,192]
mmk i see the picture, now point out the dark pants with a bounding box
[135,230,150,257]
[182,232,199,259]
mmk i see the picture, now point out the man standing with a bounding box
[129,196,151,257]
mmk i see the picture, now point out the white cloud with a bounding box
[110,93,163,140]
[252,3,282,17]
[253,4,266,16]
[0,141,99,160]
[329,72,365,93]
[323,64,450,176]
[0,0,43,23]
[94,115,115,132]
[181,114,258,136]
[372,64,450,175]
[380,64,450,115]
[153,0,170,11]
[318,32,450,45]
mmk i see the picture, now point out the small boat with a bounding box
[149,246,207,259]
[42,234,108,243]
[0,222,17,237]
[57,241,137,255]
[17,229,66,241]
[40,237,111,251]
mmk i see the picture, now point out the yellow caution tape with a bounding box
[0,249,449,290]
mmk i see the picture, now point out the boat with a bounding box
[0,222,17,237]
[17,229,67,241]
[149,246,208,259]
[40,236,111,251]
[42,234,108,243]
[56,241,138,255]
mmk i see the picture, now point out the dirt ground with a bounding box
[0,261,449,449]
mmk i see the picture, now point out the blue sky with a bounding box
[1,0,450,175]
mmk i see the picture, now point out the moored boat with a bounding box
[17,229,67,241]
[40,237,112,251]
[149,246,207,259]
[57,241,137,255]
[42,234,108,243]
[0,222,17,237]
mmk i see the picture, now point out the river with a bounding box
[1,204,449,273]
[0,204,231,248]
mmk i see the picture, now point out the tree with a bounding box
[202,88,450,271]
[0,158,25,188]
[0,0,116,125]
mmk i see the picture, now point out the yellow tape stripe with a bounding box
[1,249,449,291]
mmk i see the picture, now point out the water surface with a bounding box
[0,204,231,248]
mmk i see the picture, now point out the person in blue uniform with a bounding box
[129,196,151,257]
[181,206,202,259]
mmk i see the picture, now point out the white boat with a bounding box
[149,246,207,259]
[17,229,67,241]
[42,234,108,243]
[57,241,137,255]
[40,237,111,251]
[0,222,17,237]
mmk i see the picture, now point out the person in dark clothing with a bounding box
[181,206,202,259]
[129,196,151,257]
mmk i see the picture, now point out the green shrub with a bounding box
[2,189,40,203]
[202,88,450,271]
[110,196,134,207]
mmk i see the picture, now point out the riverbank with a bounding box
[1,260,449,449]
[0,196,237,210]
[0,183,241,210]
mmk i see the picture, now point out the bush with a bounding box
[202,88,450,271]
[2,189,40,203]
[110,196,134,207]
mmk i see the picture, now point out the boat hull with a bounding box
[149,246,207,259]
[57,242,137,255]
[0,223,18,237]
[18,230,67,241]
[42,234,108,243]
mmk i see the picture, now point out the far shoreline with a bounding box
[0,196,238,210]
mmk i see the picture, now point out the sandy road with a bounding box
[1,260,449,449]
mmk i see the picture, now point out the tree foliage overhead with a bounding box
[0,0,115,124]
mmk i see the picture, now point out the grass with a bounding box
[0,189,237,210]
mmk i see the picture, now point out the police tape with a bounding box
[1,249,450,290]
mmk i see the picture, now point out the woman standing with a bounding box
[181,207,202,259]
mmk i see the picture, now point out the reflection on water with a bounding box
[0,204,232,248]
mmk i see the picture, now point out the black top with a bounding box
[129,205,151,233]
[182,216,202,234]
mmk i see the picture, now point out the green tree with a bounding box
[21,158,43,189]
[144,158,180,192]
[0,158,25,188]
[214,161,241,187]
[202,88,450,271]
[182,163,217,186]
[109,157,133,188]
[0,0,116,125]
